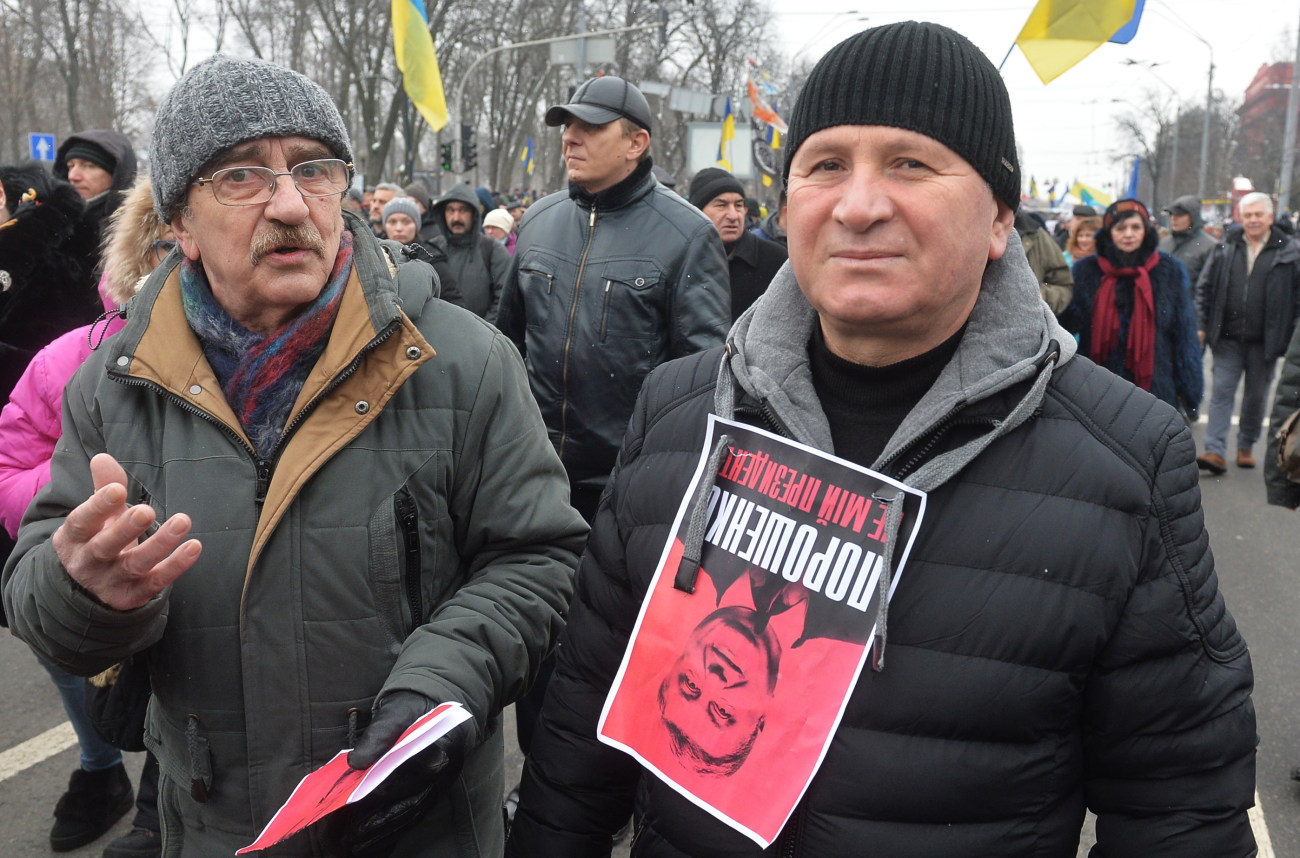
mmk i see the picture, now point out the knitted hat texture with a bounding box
[688,168,745,210]
[151,54,353,220]
[383,196,422,226]
[783,21,1020,211]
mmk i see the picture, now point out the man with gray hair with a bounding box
[1195,190,1300,473]
[368,181,405,237]
[3,53,586,857]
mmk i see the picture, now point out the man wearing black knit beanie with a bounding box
[509,20,1256,858]
[687,166,788,320]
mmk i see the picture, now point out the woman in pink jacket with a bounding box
[0,178,170,857]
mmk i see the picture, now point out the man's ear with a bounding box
[171,210,202,261]
[987,200,1016,261]
[627,129,651,162]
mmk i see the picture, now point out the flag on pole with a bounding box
[1014,0,1140,84]
[520,136,535,175]
[392,0,448,130]
[746,59,788,133]
[1069,180,1113,209]
[1029,176,1041,199]
[717,96,735,170]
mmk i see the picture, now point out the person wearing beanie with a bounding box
[1157,195,1215,285]
[4,52,586,858]
[482,207,515,243]
[509,21,1255,858]
[688,167,788,319]
[381,195,423,244]
[1194,190,1300,475]
[52,130,139,296]
[1063,198,1202,415]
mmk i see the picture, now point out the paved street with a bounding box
[0,417,1294,856]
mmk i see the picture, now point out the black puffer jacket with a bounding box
[508,234,1257,858]
[1196,223,1300,359]
[497,159,729,490]
[1265,319,1300,507]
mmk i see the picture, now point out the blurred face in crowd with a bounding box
[703,192,747,244]
[509,204,526,225]
[785,124,1012,366]
[173,135,344,335]
[66,158,113,199]
[561,118,649,194]
[1241,200,1272,243]
[443,200,476,235]
[483,224,508,241]
[1169,212,1192,233]
[1075,227,1096,256]
[384,212,419,244]
[1110,214,1146,254]
[369,187,396,222]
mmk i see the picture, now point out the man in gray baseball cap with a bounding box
[4,53,586,858]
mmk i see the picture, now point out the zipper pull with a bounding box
[589,208,596,228]
[254,461,271,506]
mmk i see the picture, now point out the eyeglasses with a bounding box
[151,239,177,263]
[192,159,354,207]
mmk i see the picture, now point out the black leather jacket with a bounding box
[497,159,729,489]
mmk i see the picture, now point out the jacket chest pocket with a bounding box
[598,263,664,340]
[518,257,560,330]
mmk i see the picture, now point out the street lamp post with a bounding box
[1277,4,1300,214]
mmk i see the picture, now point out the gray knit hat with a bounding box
[150,54,353,220]
[382,196,421,226]
[783,22,1020,211]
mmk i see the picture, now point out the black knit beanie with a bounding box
[783,21,1020,211]
[63,140,117,174]
[688,168,745,210]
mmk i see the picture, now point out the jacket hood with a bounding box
[102,178,169,304]
[725,229,1076,486]
[1169,194,1205,231]
[54,130,139,196]
[0,164,84,247]
[431,183,483,243]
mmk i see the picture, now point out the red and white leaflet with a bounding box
[598,415,925,847]
[236,702,471,854]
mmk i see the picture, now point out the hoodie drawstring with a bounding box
[88,306,127,350]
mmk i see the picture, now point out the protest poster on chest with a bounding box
[598,415,927,847]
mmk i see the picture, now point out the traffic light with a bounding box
[440,142,454,172]
[461,123,478,171]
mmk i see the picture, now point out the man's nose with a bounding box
[263,173,310,223]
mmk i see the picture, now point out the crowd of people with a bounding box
[0,18,1292,858]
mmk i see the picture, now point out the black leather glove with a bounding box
[341,690,476,857]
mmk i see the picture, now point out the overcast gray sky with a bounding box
[768,0,1299,203]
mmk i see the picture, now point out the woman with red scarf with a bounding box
[1064,198,1203,417]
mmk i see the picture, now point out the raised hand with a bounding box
[51,453,201,610]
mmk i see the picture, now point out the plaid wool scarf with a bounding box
[180,231,354,459]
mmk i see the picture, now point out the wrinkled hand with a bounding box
[343,691,476,857]
[52,453,201,610]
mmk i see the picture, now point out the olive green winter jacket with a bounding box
[3,214,587,856]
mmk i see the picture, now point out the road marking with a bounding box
[1252,789,1275,858]
[0,722,76,782]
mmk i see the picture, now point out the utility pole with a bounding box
[1197,40,1215,199]
[1277,5,1300,214]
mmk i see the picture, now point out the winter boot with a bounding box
[102,826,162,858]
[49,762,134,851]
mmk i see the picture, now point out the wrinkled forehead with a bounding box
[199,136,334,177]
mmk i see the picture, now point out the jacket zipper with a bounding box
[394,488,422,630]
[600,279,612,341]
[558,206,599,458]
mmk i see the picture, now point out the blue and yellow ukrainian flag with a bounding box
[392,0,447,130]
[520,136,535,175]
[716,96,735,171]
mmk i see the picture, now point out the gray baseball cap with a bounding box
[545,76,652,132]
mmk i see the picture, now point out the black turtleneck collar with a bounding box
[569,158,654,211]
[810,323,966,468]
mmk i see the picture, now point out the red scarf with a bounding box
[1091,251,1159,391]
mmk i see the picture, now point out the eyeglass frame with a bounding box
[190,159,355,207]
[151,239,177,263]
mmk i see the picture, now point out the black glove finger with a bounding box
[348,690,432,770]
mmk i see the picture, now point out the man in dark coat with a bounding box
[423,182,511,323]
[1159,194,1215,286]
[507,21,1256,858]
[54,130,138,283]
[689,168,788,319]
[1195,191,1300,473]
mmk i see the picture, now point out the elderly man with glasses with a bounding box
[3,54,587,858]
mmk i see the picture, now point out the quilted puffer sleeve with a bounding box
[1265,319,1300,508]
[1084,411,1257,857]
